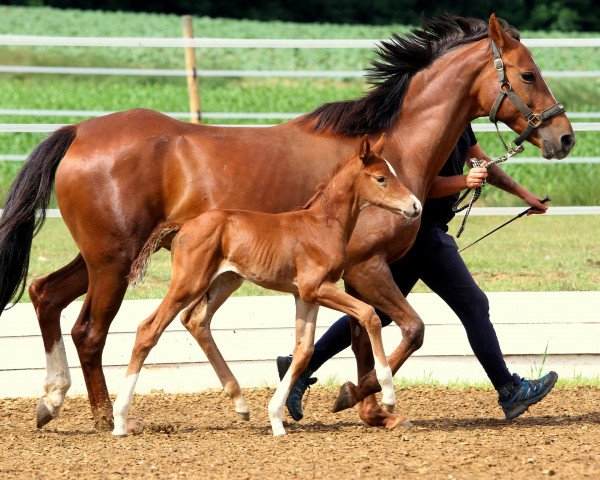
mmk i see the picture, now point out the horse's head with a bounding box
[478,14,574,159]
[356,134,421,220]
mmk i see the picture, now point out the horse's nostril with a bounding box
[561,133,575,151]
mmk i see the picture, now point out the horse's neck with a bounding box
[308,163,361,240]
[388,42,487,199]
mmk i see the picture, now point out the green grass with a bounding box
[20,214,599,305]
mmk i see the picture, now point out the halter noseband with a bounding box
[488,37,566,150]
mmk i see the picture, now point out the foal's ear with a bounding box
[359,134,371,161]
[373,133,386,155]
[488,13,509,49]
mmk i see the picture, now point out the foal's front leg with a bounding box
[309,281,396,412]
[268,297,318,436]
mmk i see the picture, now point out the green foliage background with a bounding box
[2,0,600,31]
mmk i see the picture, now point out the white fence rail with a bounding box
[1,35,599,48]
[1,65,598,79]
[2,293,599,397]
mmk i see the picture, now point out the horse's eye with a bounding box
[521,72,536,83]
[376,176,387,184]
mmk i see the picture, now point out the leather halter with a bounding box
[488,37,566,150]
[453,38,566,239]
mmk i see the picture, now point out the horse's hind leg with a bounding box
[180,272,249,420]
[70,261,131,430]
[28,254,89,428]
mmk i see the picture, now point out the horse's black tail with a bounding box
[0,125,77,313]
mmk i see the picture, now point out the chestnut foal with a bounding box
[112,135,421,437]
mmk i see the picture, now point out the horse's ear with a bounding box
[359,134,371,161]
[373,133,386,155]
[488,13,508,49]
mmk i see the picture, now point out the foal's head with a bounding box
[355,134,421,221]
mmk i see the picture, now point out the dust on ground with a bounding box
[1,386,599,479]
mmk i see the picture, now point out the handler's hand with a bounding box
[523,193,549,215]
[466,167,488,189]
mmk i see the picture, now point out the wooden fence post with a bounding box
[182,15,201,123]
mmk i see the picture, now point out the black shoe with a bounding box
[498,371,558,421]
[275,355,317,421]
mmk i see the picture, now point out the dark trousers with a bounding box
[307,226,512,390]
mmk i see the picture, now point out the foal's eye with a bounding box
[376,176,387,184]
[521,72,536,83]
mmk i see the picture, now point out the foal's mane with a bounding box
[302,13,519,136]
[301,157,349,209]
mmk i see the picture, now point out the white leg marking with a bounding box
[268,372,293,436]
[112,373,139,437]
[375,363,396,408]
[41,339,72,417]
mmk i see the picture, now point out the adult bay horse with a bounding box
[0,14,574,431]
[112,135,420,437]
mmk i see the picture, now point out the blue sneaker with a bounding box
[498,372,558,421]
[276,355,317,421]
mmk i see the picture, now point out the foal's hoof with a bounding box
[332,381,359,413]
[36,399,54,429]
[384,415,412,430]
[237,411,250,421]
[127,417,145,435]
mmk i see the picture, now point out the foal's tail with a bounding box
[0,125,77,313]
[129,222,182,286]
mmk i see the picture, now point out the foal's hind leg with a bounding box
[113,291,193,436]
[29,254,89,428]
[180,272,249,420]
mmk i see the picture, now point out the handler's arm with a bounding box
[468,143,548,215]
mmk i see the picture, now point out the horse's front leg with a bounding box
[307,280,397,414]
[268,297,318,436]
[340,256,424,426]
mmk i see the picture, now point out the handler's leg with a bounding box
[419,227,557,420]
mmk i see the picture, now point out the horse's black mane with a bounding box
[302,13,519,136]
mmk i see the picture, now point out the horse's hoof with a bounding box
[94,416,114,432]
[237,411,250,421]
[331,381,358,413]
[36,399,54,429]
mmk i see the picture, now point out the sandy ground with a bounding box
[1,386,599,479]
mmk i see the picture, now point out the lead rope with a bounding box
[452,144,524,238]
